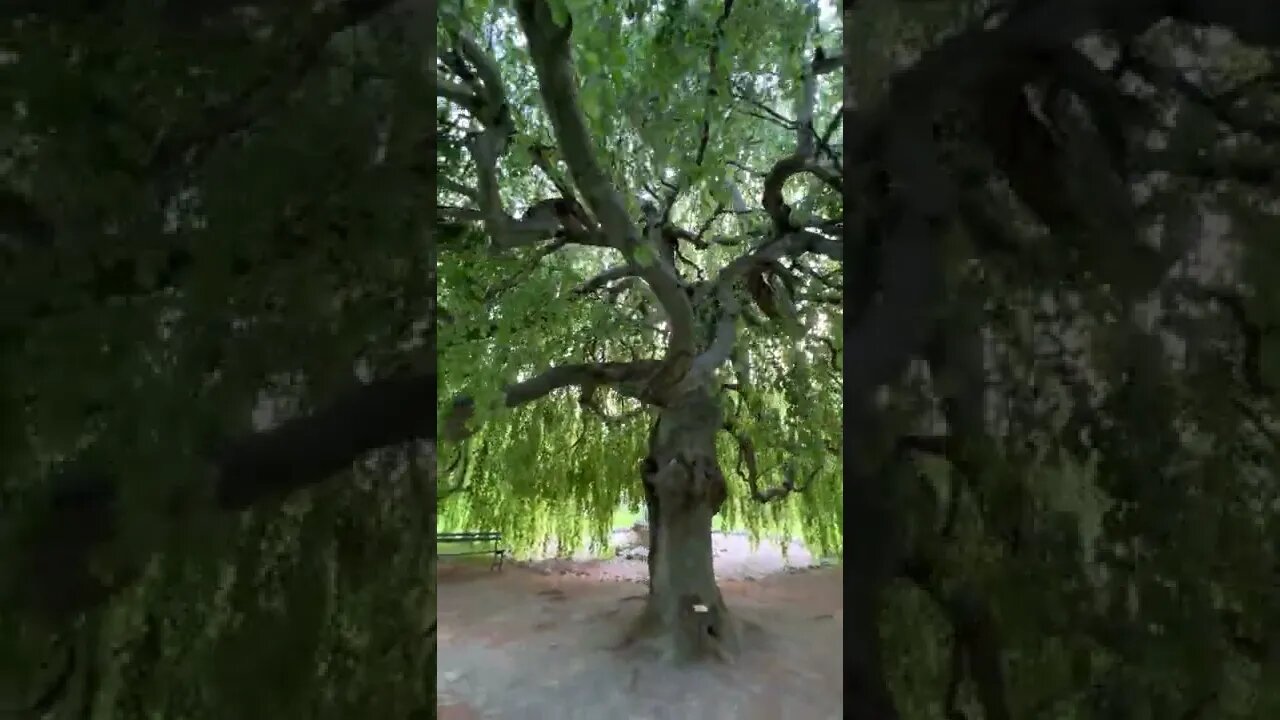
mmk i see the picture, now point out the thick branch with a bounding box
[839,2,1280,714]
[147,0,400,191]
[680,230,838,389]
[761,153,841,234]
[442,359,661,442]
[575,265,638,295]
[8,371,435,622]
[513,1,697,366]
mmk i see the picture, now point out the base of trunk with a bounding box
[616,592,740,664]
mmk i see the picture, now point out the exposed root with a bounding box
[611,596,744,665]
[611,600,660,651]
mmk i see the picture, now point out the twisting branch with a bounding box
[439,31,585,250]
[438,442,472,500]
[812,48,840,76]
[575,265,638,296]
[147,0,401,194]
[10,370,437,621]
[442,359,663,442]
[679,229,839,391]
[577,385,648,425]
[513,0,697,376]
[438,178,478,200]
[755,44,844,235]
[722,422,811,503]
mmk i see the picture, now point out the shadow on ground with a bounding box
[436,534,842,719]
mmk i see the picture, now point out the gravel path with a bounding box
[437,531,843,719]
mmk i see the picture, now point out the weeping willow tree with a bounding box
[1,4,438,717]
[838,1,1280,718]
[436,0,843,663]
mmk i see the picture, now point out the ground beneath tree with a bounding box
[437,532,843,719]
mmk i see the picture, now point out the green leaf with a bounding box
[548,0,570,27]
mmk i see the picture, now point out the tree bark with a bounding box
[631,389,737,662]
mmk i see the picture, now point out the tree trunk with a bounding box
[629,389,738,662]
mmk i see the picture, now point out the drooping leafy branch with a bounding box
[3,4,438,715]
[840,0,1280,716]
[436,0,843,560]
[438,1,841,440]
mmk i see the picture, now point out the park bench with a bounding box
[439,531,507,571]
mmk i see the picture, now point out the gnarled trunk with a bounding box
[628,389,738,662]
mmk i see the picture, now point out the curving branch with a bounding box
[436,74,479,109]
[8,370,436,622]
[812,48,840,76]
[439,32,569,250]
[577,385,648,425]
[512,0,698,372]
[722,422,812,503]
[442,359,663,442]
[674,230,839,390]
[839,9,1280,714]
[146,0,402,194]
[575,265,639,296]
[756,44,844,234]
[438,34,615,250]
[761,153,842,234]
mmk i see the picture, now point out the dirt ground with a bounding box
[437,532,843,719]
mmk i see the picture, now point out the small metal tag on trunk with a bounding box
[692,604,708,613]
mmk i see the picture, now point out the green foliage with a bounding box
[1,6,436,717]
[438,0,844,556]
[832,6,1280,715]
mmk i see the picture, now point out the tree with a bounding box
[838,1,1280,718]
[1,4,438,716]
[436,0,843,663]
[445,0,1280,716]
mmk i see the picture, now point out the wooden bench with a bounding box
[439,531,507,571]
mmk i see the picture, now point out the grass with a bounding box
[436,507,771,565]
[610,506,750,533]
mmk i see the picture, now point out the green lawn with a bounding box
[611,506,644,529]
[610,506,749,533]
[436,508,757,565]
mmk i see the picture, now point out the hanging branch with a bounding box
[13,370,436,621]
[901,551,1013,720]
[438,442,472,501]
[721,422,814,503]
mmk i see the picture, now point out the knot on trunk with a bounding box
[647,453,727,510]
